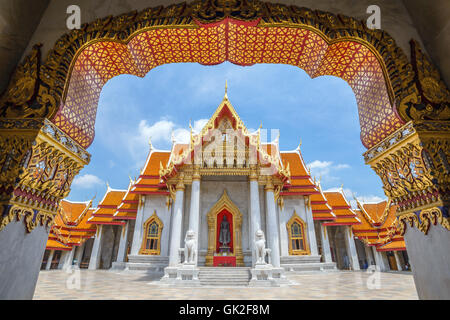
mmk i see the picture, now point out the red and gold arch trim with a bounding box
[53,17,403,149]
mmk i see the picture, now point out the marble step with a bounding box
[281,262,337,272]
[198,267,251,286]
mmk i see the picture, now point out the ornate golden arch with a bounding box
[206,190,244,266]
[3,0,446,150]
[139,211,163,255]
[287,211,310,255]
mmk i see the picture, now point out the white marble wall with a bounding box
[130,194,172,256]
[280,197,318,256]
[129,178,326,263]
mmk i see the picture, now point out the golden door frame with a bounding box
[205,190,244,266]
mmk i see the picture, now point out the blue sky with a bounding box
[67,62,385,207]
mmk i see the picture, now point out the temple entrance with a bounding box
[0,0,448,299]
[206,190,244,267]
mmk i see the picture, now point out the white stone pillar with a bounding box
[249,168,262,266]
[319,223,332,263]
[45,250,54,270]
[304,196,319,256]
[364,245,375,266]
[74,242,85,267]
[394,251,403,271]
[88,225,104,270]
[130,196,145,255]
[278,204,289,257]
[372,246,388,272]
[188,169,201,265]
[63,247,76,270]
[116,222,130,263]
[344,226,360,271]
[58,250,68,269]
[265,180,281,268]
[168,180,185,267]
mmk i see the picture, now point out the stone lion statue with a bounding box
[184,230,196,264]
[254,229,267,264]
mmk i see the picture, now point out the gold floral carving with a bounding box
[0,204,55,233]
[0,119,90,232]
[398,207,450,236]
[398,40,450,121]
[365,120,450,217]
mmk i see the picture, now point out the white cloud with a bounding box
[122,117,209,170]
[72,174,103,189]
[307,160,350,183]
[324,186,385,209]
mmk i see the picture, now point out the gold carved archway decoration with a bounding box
[139,211,163,255]
[3,0,445,150]
[287,211,310,255]
[206,190,244,266]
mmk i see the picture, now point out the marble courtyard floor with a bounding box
[33,269,418,300]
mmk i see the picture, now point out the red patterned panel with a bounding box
[313,42,404,147]
[52,20,402,149]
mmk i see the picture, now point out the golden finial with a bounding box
[224,80,228,99]
[297,139,302,150]
[129,175,133,184]
[148,137,153,150]
[259,121,263,130]
[106,181,110,189]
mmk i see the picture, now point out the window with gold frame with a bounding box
[287,212,310,255]
[139,211,163,255]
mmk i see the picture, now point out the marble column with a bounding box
[265,179,281,268]
[304,196,319,256]
[249,167,262,266]
[74,242,85,267]
[364,245,375,266]
[188,168,201,265]
[57,251,68,269]
[278,205,289,257]
[116,222,129,263]
[319,223,332,263]
[168,179,185,266]
[63,247,76,269]
[88,225,104,270]
[344,226,360,271]
[130,196,145,255]
[394,251,403,271]
[45,250,54,270]
[372,246,388,271]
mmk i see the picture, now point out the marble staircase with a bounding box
[198,267,251,286]
[281,255,337,273]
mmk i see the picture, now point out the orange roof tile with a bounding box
[323,191,360,226]
[46,200,97,251]
[46,239,72,251]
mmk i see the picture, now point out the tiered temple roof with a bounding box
[46,199,96,251]
[51,91,406,256]
[353,200,406,251]
[322,190,361,226]
[88,186,126,226]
